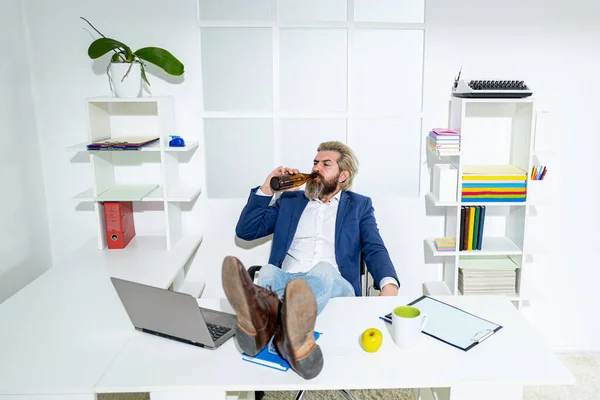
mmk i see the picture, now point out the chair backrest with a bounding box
[360,252,374,297]
[252,254,373,296]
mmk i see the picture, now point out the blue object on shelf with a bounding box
[169,135,185,147]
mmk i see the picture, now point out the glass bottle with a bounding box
[270,172,316,191]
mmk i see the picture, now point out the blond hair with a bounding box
[317,141,359,191]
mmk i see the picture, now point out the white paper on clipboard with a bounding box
[408,296,502,351]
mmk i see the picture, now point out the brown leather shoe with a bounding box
[222,256,280,356]
[274,278,323,380]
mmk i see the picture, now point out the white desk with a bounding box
[96,296,575,400]
[0,262,574,400]
[0,262,135,399]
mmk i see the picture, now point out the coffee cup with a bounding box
[391,305,427,348]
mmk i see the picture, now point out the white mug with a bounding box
[391,305,428,348]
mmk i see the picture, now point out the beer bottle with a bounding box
[270,172,316,191]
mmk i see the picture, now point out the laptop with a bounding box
[111,277,237,349]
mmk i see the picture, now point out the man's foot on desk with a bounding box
[275,278,323,380]
[222,256,280,356]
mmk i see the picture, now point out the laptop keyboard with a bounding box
[207,323,231,341]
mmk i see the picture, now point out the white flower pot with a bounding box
[109,62,142,98]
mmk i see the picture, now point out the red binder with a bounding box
[103,201,136,249]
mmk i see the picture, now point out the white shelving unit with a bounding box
[68,96,203,292]
[424,96,550,309]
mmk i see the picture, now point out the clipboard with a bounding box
[380,295,502,351]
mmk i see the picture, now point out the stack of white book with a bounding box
[458,257,518,295]
[427,128,460,156]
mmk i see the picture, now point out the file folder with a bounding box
[381,296,502,351]
[103,201,136,249]
[87,136,159,150]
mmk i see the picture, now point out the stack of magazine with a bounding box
[458,257,518,295]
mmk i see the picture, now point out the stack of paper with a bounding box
[434,237,456,252]
[458,257,518,295]
[428,128,460,156]
[462,165,527,203]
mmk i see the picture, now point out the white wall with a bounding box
[423,0,600,350]
[19,0,207,265]
[18,0,600,350]
[0,0,52,303]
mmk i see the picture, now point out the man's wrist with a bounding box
[256,186,273,197]
[379,277,398,290]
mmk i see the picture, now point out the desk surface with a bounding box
[0,262,575,396]
[96,296,575,394]
[0,263,134,395]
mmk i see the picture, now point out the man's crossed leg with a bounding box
[221,256,355,380]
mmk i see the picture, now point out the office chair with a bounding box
[247,255,372,400]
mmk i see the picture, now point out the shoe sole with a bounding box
[221,256,261,356]
[283,278,323,380]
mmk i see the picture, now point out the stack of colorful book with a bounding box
[434,237,456,252]
[427,128,460,156]
[461,165,527,203]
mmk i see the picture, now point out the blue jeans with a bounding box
[256,262,356,315]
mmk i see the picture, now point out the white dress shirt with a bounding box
[255,188,397,290]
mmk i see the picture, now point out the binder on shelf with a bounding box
[459,206,486,251]
[476,207,486,250]
[103,201,136,249]
[87,136,159,150]
[242,332,321,371]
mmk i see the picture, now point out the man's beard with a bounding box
[304,173,340,200]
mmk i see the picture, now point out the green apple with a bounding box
[361,327,383,352]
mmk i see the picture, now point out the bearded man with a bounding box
[221,141,399,380]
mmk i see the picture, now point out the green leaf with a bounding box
[111,52,125,63]
[88,38,133,61]
[134,47,184,76]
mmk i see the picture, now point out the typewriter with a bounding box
[452,79,532,99]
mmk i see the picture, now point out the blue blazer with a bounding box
[235,187,400,296]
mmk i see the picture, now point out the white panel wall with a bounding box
[198,2,425,199]
[16,0,600,350]
[0,0,51,303]
[279,28,348,112]
[200,28,273,111]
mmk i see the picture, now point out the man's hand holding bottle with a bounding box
[260,166,301,196]
[261,166,318,195]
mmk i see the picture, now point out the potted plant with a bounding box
[81,17,184,97]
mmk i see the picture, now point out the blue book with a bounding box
[476,206,486,250]
[462,182,526,188]
[241,332,321,372]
